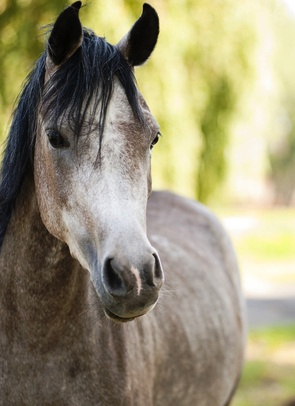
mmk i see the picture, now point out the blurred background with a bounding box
[0,0,295,404]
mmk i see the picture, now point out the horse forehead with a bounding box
[107,84,134,125]
[107,80,159,133]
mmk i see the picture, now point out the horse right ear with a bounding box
[116,3,159,66]
[46,1,83,73]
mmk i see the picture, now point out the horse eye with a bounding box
[47,130,68,149]
[150,132,160,149]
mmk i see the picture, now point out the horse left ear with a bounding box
[47,1,83,70]
[116,3,159,66]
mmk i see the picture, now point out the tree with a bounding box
[0,1,70,139]
[133,0,255,202]
[267,4,295,205]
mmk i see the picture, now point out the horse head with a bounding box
[34,2,164,322]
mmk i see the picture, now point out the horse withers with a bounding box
[0,2,245,405]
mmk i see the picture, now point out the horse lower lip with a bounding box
[104,308,136,323]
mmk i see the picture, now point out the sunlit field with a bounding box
[221,208,295,296]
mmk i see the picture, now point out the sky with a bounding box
[281,0,295,15]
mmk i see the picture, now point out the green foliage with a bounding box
[136,0,255,202]
[267,5,295,205]
[0,1,67,139]
[0,1,255,202]
[197,75,236,201]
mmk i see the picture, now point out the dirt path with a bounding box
[247,296,295,328]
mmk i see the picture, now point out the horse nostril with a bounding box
[152,252,164,288]
[144,252,164,288]
[103,258,130,297]
[153,253,162,279]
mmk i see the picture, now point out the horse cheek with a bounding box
[34,139,64,241]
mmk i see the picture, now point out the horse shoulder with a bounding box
[146,190,246,405]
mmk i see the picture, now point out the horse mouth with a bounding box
[104,308,136,323]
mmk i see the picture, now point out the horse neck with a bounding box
[0,170,91,346]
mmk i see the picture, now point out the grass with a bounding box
[217,208,295,405]
[250,325,295,348]
[218,207,295,287]
[233,362,295,406]
[232,325,295,406]
[219,207,295,261]
[239,232,295,261]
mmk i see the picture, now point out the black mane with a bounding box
[0,30,142,248]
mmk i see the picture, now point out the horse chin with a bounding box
[104,308,137,323]
[102,297,159,323]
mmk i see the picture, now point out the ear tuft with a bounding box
[47,1,83,66]
[117,3,159,67]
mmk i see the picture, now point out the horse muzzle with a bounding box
[96,250,164,322]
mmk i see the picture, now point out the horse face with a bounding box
[34,2,164,322]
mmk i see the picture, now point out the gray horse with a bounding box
[0,2,245,405]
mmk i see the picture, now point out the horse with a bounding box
[0,2,245,405]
